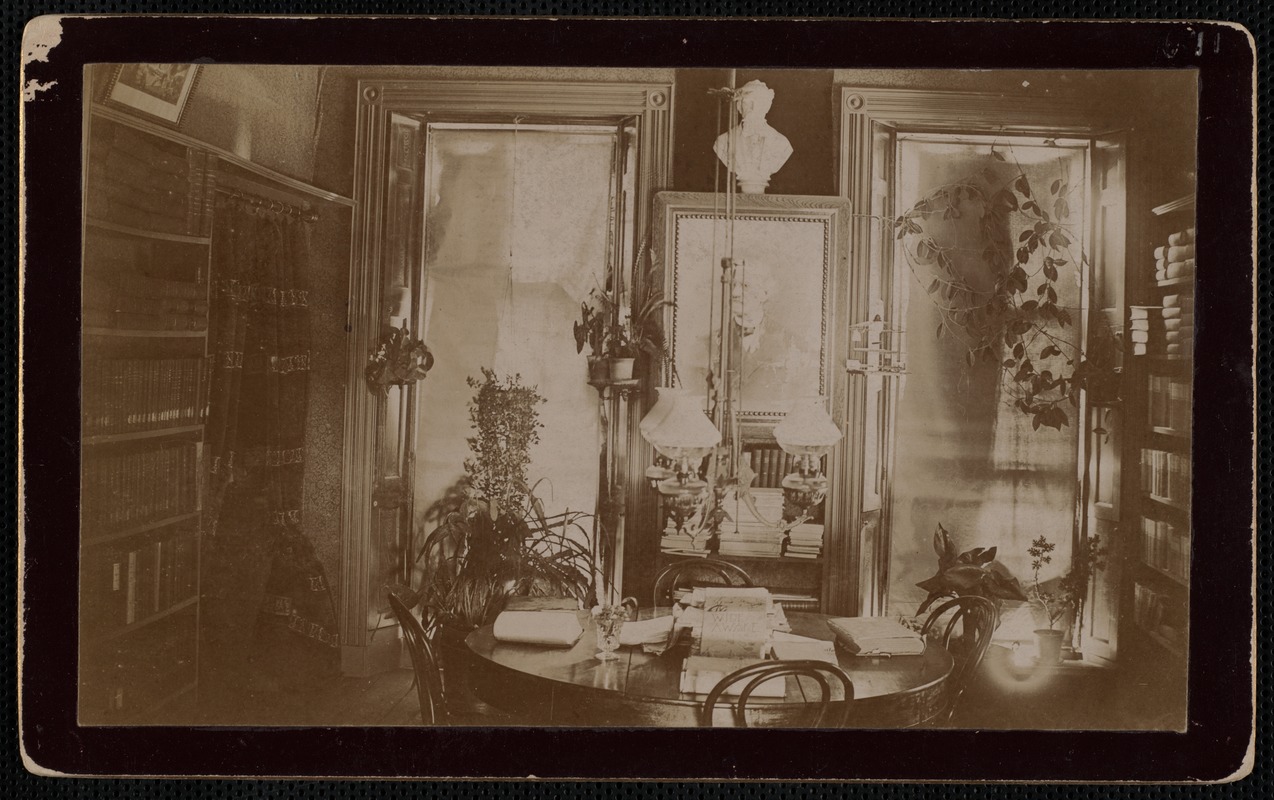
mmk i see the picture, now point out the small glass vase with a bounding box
[591,605,629,662]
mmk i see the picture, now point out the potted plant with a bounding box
[364,324,434,394]
[573,292,612,383]
[915,522,1028,616]
[1025,535,1069,664]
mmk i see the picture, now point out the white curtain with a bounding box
[416,128,616,526]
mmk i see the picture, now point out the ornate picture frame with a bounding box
[103,63,201,127]
[653,191,852,422]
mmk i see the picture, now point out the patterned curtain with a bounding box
[203,198,338,697]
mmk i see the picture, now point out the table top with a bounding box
[464,608,954,727]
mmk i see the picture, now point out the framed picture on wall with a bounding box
[653,191,852,421]
[103,63,200,127]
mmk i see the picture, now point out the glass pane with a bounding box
[888,136,1088,638]
[416,127,615,527]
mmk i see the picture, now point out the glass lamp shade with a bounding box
[644,393,721,460]
[773,395,842,457]
[639,387,684,441]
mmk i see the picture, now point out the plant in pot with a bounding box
[1025,535,1070,664]
[574,290,613,383]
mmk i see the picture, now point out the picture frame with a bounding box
[102,63,200,127]
[653,191,852,421]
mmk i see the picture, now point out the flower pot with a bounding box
[608,357,636,382]
[587,356,609,383]
[1034,628,1065,665]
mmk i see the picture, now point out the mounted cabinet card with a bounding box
[19,15,1253,784]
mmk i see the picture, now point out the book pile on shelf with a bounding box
[1133,581,1186,652]
[1161,294,1194,358]
[83,273,208,332]
[1148,375,1191,435]
[781,524,824,559]
[87,121,210,236]
[1140,518,1191,582]
[1140,447,1191,506]
[1153,226,1195,284]
[82,443,200,530]
[84,528,200,632]
[84,357,205,435]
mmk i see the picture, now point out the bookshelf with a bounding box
[79,111,213,724]
[1118,192,1194,723]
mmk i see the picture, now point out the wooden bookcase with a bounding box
[79,111,214,724]
[1116,192,1194,728]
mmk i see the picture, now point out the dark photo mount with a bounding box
[19,16,1255,782]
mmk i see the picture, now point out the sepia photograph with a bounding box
[20,16,1255,781]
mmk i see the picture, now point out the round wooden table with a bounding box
[464,610,953,727]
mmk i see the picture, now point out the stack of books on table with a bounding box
[680,587,787,697]
[1153,227,1195,284]
[1160,294,1195,358]
[782,523,824,559]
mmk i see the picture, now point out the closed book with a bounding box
[1167,227,1195,246]
[491,611,583,646]
[769,633,839,665]
[1129,318,1164,331]
[1162,294,1194,309]
[1128,306,1160,320]
[826,617,926,656]
[1165,261,1194,280]
[680,655,784,697]
[1129,330,1163,344]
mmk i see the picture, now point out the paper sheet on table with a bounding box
[492,610,583,646]
[619,615,674,647]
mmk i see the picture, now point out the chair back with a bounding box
[920,595,999,722]
[388,591,447,725]
[652,558,753,608]
[700,660,855,728]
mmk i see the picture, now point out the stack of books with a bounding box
[1128,306,1165,356]
[1148,374,1191,435]
[1161,293,1195,358]
[87,122,209,236]
[83,273,208,332]
[86,528,200,632]
[83,356,205,435]
[1140,518,1191,582]
[1153,227,1195,284]
[82,442,201,530]
[782,522,824,559]
[1141,447,1191,506]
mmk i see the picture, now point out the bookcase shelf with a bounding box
[1136,558,1189,589]
[83,424,203,446]
[82,511,202,548]
[86,217,212,245]
[87,595,199,648]
[1154,276,1194,289]
[80,110,210,726]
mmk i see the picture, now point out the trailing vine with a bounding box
[894,144,1115,431]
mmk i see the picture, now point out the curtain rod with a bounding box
[215,185,319,223]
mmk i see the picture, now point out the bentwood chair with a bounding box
[700,660,855,728]
[652,558,754,609]
[920,595,1000,724]
[388,591,447,725]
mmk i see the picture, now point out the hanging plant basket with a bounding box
[365,324,434,395]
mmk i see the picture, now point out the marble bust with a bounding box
[713,81,794,194]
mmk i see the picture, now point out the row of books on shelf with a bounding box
[1152,226,1195,282]
[84,272,209,332]
[1140,448,1191,506]
[87,120,213,236]
[81,611,197,720]
[1132,581,1187,652]
[1128,295,1194,357]
[84,356,205,436]
[84,527,199,631]
[83,443,200,530]
[1140,518,1191,582]
[1148,374,1191,434]
[742,448,801,490]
